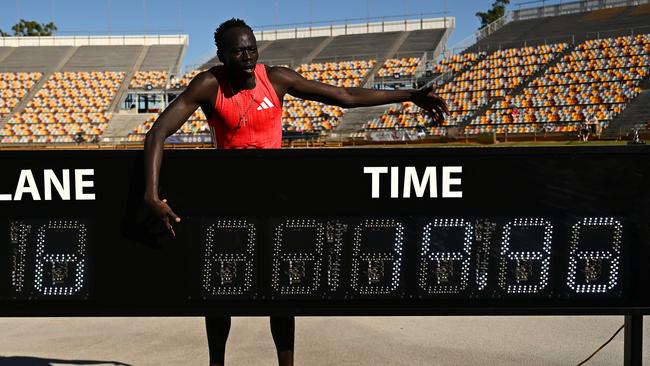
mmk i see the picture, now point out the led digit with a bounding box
[202,219,256,296]
[498,218,553,294]
[271,219,325,295]
[324,220,346,292]
[9,221,30,294]
[351,219,404,295]
[567,217,622,294]
[419,218,473,294]
[474,219,497,291]
[34,220,88,296]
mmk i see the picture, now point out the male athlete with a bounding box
[144,18,448,366]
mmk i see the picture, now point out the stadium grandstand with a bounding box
[357,0,650,142]
[0,0,649,147]
[0,35,187,144]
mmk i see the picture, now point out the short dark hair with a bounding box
[214,18,254,50]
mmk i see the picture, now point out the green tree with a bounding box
[10,19,58,36]
[476,0,510,29]
[0,29,9,37]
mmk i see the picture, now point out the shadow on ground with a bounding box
[0,356,131,366]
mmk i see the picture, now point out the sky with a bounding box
[0,0,566,70]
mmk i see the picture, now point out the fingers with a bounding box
[161,198,180,237]
[431,93,450,115]
[162,199,181,223]
[427,110,442,125]
[162,216,176,237]
[427,104,445,125]
[438,95,450,115]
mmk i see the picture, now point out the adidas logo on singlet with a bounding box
[256,97,275,110]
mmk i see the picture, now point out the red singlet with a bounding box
[208,64,282,149]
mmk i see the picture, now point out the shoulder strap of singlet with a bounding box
[256,64,281,107]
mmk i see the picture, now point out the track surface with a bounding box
[0,316,649,365]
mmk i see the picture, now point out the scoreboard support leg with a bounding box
[624,314,643,366]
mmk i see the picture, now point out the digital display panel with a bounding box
[8,219,89,300]
[0,147,647,316]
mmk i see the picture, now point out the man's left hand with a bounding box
[411,85,450,125]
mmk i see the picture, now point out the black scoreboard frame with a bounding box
[0,146,648,364]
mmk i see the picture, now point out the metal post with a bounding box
[624,315,643,366]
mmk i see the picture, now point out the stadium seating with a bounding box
[1,71,124,143]
[127,109,209,142]
[377,57,421,78]
[170,69,201,88]
[364,44,568,135]
[476,34,650,133]
[365,52,485,133]
[129,70,169,89]
[0,72,42,117]
[430,52,485,74]
[283,60,375,132]
[296,60,376,87]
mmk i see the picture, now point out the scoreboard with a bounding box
[0,146,649,316]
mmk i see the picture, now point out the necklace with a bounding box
[233,92,256,127]
[229,79,257,128]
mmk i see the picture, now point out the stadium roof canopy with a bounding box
[253,17,453,41]
[0,35,188,73]
[0,34,187,47]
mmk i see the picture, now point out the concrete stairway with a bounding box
[330,105,392,136]
[301,37,334,64]
[100,112,154,143]
[108,46,149,113]
[363,32,411,87]
[0,47,15,65]
[604,88,650,137]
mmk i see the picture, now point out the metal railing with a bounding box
[465,23,650,53]
[254,16,454,41]
[512,0,650,21]
[446,12,513,55]
[0,34,188,47]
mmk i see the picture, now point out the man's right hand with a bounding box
[145,197,181,237]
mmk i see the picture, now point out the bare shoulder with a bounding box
[265,65,300,81]
[181,67,220,105]
[187,67,219,90]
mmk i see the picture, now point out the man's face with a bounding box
[219,27,258,76]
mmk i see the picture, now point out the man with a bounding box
[590,115,601,139]
[580,119,590,142]
[144,18,448,366]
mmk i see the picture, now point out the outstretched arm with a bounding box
[143,70,217,236]
[267,66,449,123]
